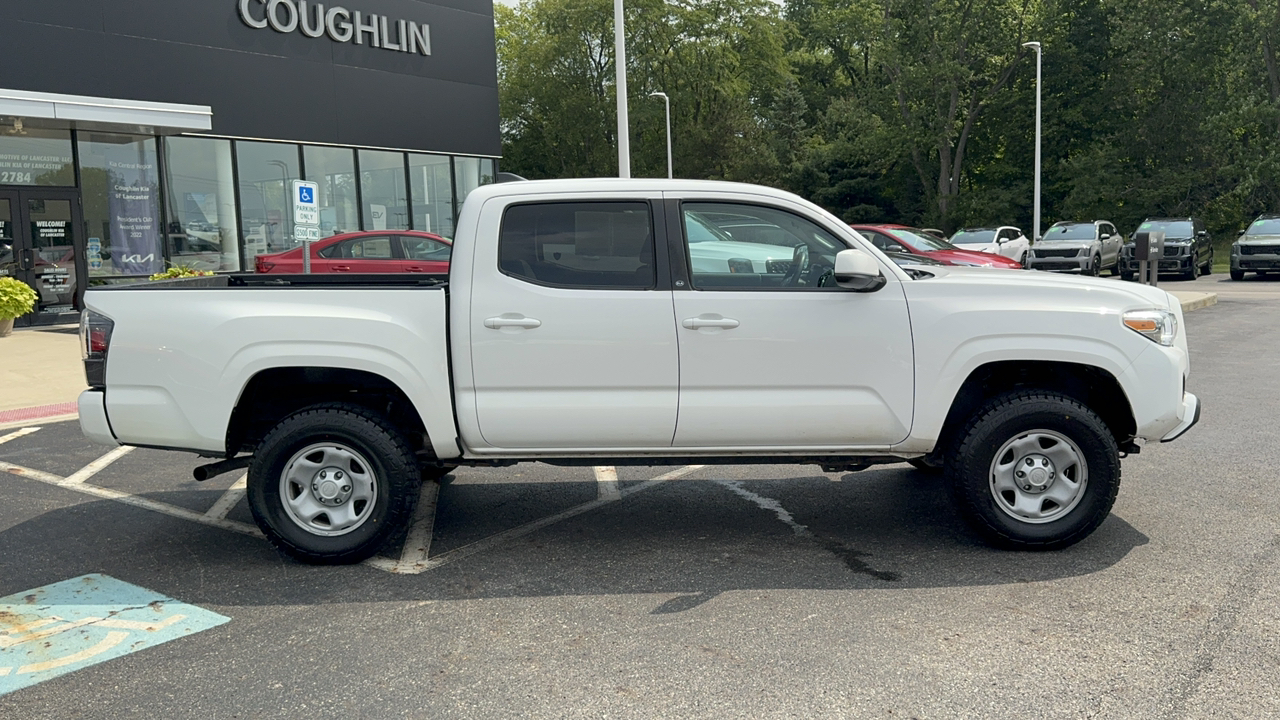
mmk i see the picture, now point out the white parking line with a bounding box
[0,427,40,445]
[3,455,705,575]
[60,446,134,486]
[594,465,621,501]
[0,460,263,538]
[202,473,248,520]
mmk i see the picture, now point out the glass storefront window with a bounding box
[237,141,300,262]
[0,126,75,187]
[78,132,163,276]
[358,150,408,231]
[303,146,358,237]
[453,157,496,218]
[408,153,454,238]
[164,137,241,273]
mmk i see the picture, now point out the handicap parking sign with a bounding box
[299,186,314,204]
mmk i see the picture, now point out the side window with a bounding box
[319,236,393,259]
[402,236,452,261]
[683,202,849,290]
[864,231,907,253]
[498,202,655,289]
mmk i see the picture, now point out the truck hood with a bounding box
[910,265,1176,310]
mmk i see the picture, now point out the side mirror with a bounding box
[1100,232,1112,240]
[1196,230,1207,238]
[835,249,886,292]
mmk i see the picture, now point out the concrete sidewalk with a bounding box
[0,326,85,420]
[1169,291,1218,312]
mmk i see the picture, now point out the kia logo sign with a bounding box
[239,0,431,56]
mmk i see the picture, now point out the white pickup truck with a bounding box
[77,179,1200,564]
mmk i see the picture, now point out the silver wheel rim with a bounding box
[279,442,378,537]
[989,429,1088,524]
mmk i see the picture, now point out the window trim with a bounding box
[496,199,669,292]
[676,199,855,293]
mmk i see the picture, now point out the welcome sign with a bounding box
[238,0,432,56]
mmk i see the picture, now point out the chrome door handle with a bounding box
[682,316,740,330]
[485,315,542,329]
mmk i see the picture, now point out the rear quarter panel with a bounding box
[87,287,460,458]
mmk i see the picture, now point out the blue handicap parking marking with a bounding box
[0,574,228,696]
[299,186,314,204]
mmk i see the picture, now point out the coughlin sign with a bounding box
[239,0,432,55]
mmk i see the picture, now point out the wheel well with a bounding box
[226,367,429,457]
[936,361,1136,455]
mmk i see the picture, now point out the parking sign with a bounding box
[292,180,319,227]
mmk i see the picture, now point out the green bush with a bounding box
[150,265,214,281]
[0,276,38,319]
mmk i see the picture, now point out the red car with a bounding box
[850,224,1023,269]
[254,230,452,274]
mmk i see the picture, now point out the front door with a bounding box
[669,196,916,449]
[0,189,85,326]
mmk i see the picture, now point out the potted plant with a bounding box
[150,264,215,281]
[0,276,37,337]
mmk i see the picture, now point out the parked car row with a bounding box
[250,210,1280,283]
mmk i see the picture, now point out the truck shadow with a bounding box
[0,466,1148,612]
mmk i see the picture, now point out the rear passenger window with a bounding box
[499,202,655,289]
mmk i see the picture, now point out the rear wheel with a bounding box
[248,403,422,564]
[945,391,1120,550]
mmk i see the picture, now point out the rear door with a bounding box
[465,194,679,450]
[318,235,396,273]
[669,196,915,448]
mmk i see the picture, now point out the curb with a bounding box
[1177,293,1218,312]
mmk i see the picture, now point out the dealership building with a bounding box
[0,0,500,325]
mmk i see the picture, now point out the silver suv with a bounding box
[1231,214,1280,281]
[1027,221,1122,275]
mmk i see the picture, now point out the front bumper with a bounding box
[1160,393,1200,443]
[1232,253,1280,271]
[1027,255,1091,273]
[1121,255,1195,273]
[78,390,119,447]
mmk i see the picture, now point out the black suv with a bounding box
[1120,218,1213,281]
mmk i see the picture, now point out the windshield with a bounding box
[951,229,996,244]
[1044,223,1096,241]
[1137,220,1193,238]
[1247,217,1280,236]
[886,228,955,252]
[685,213,733,243]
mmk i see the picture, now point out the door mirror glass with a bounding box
[834,249,885,292]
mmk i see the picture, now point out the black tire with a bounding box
[1230,269,1245,281]
[1110,261,1121,277]
[1120,270,1134,282]
[908,457,943,474]
[945,391,1120,550]
[1201,252,1212,275]
[248,403,422,564]
[1085,256,1100,276]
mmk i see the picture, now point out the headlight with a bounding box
[1123,309,1178,346]
[1077,247,1090,257]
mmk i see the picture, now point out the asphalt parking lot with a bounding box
[1,274,1277,718]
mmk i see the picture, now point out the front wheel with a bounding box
[1084,256,1100,276]
[945,391,1120,550]
[248,403,422,564]
[1230,269,1245,281]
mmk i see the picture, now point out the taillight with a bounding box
[256,257,274,273]
[80,310,114,389]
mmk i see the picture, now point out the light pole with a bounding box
[1022,41,1042,243]
[614,0,631,178]
[649,91,672,179]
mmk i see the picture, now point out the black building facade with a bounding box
[0,0,500,324]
